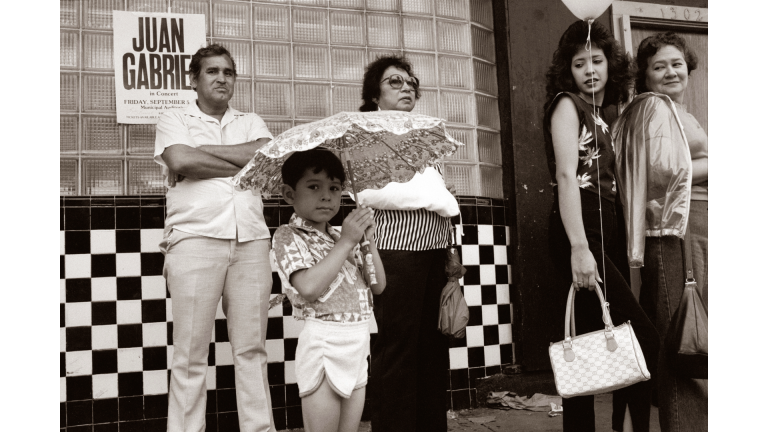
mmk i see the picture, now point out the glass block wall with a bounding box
[60,0,503,197]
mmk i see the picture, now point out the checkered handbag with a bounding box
[549,284,651,398]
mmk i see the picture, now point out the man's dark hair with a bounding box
[188,43,237,88]
[544,20,633,109]
[360,55,421,112]
[281,149,347,190]
[634,32,698,94]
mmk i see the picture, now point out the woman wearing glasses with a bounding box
[360,55,453,432]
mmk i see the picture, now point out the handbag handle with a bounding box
[561,283,618,361]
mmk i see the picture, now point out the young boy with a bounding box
[271,149,386,432]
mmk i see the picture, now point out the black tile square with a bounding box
[459,205,477,225]
[91,197,115,207]
[117,324,143,348]
[92,349,118,375]
[215,319,229,342]
[467,347,485,368]
[492,206,505,226]
[65,207,91,231]
[66,327,92,351]
[500,343,513,365]
[284,338,298,361]
[66,375,93,401]
[279,206,294,225]
[92,254,117,278]
[477,206,493,225]
[361,398,372,422]
[94,423,118,432]
[119,420,144,432]
[61,207,65,231]
[328,209,344,227]
[461,225,478,245]
[219,412,241,431]
[116,207,141,230]
[450,368,469,390]
[68,424,93,432]
[218,388,238,412]
[205,413,218,432]
[167,322,173,346]
[66,400,92,427]
[286,405,303,429]
[271,272,282,295]
[486,365,501,376]
[272,407,287,431]
[469,367,486,388]
[463,265,480,285]
[270,385,286,408]
[143,346,167,370]
[266,317,283,340]
[282,296,292,315]
[285,383,301,407]
[117,277,142,300]
[141,197,165,207]
[448,333,466,348]
[116,229,141,253]
[61,255,66,279]
[141,252,165,276]
[469,388,478,408]
[208,342,216,366]
[263,205,279,228]
[445,390,452,411]
[498,304,511,324]
[268,362,285,385]
[479,245,495,265]
[493,225,506,245]
[93,397,118,424]
[61,352,66,377]
[206,389,217,414]
[144,418,167,432]
[65,231,91,255]
[142,299,166,323]
[66,279,92,302]
[452,389,471,410]
[216,365,236,389]
[92,301,117,326]
[141,206,165,229]
[495,265,509,284]
[467,306,483,326]
[61,303,65,328]
[91,207,116,230]
[481,285,497,305]
[483,326,499,345]
[118,372,144,397]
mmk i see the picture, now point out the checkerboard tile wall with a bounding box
[61,196,513,430]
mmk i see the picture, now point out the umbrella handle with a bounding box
[343,149,377,286]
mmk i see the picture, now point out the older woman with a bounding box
[360,55,453,432]
[613,32,708,432]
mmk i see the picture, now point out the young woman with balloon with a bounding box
[543,20,660,432]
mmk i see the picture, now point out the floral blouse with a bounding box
[544,92,617,202]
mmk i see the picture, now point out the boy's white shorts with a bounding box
[295,317,371,399]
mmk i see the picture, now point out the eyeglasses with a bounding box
[380,74,420,90]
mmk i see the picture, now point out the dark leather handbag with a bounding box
[665,227,708,379]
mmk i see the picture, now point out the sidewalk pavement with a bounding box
[285,393,661,432]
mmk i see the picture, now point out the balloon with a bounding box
[561,0,614,20]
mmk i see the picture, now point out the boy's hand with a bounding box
[339,207,375,246]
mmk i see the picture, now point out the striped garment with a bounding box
[372,208,452,251]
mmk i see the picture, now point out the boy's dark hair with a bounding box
[360,55,421,112]
[544,20,633,109]
[281,149,347,189]
[634,32,698,94]
[188,43,237,86]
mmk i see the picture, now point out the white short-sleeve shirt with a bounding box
[154,103,273,241]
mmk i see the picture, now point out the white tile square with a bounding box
[449,347,468,370]
[60,377,66,402]
[460,245,479,265]
[496,285,510,304]
[141,229,164,253]
[266,339,284,363]
[206,366,216,390]
[369,315,378,334]
[91,230,116,254]
[142,276,167,299]
[283,316,304,338]
[118,347,143,372]
[117,300,142,324]
[284,361,297,384]
[60,231,66,255]
[93,373,119,399]
[144,370,168,395]
[65,302,92,327]
[91,278,117,301]
[463,285,482,307]
[215,342,234,365]
[116,253,142,277]
[484,344,501,366]
[60,280,66,304]
[210,324,217,343]
[479,265,496,285]
[499,323,512,345]
[268,295,286,318]
[61,328,66,353]
[65,255,91,279]
[66,351,92,376]
[214,298,225,320]
[143,323,167,347]
[465,325,484,347]
[166,298,173,322]
[92,325,118,350]
[505,226,510,245]
[493,246,507,265]
[481,305,499,325]
[478,225,494,245]
[167,345,174,369]
[455,225,464,245]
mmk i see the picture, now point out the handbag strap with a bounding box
[683,221,695,282]
[564,283,615,339]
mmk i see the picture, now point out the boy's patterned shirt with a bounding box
[271,213,374,323]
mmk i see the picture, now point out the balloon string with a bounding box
[586,18,607,302]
